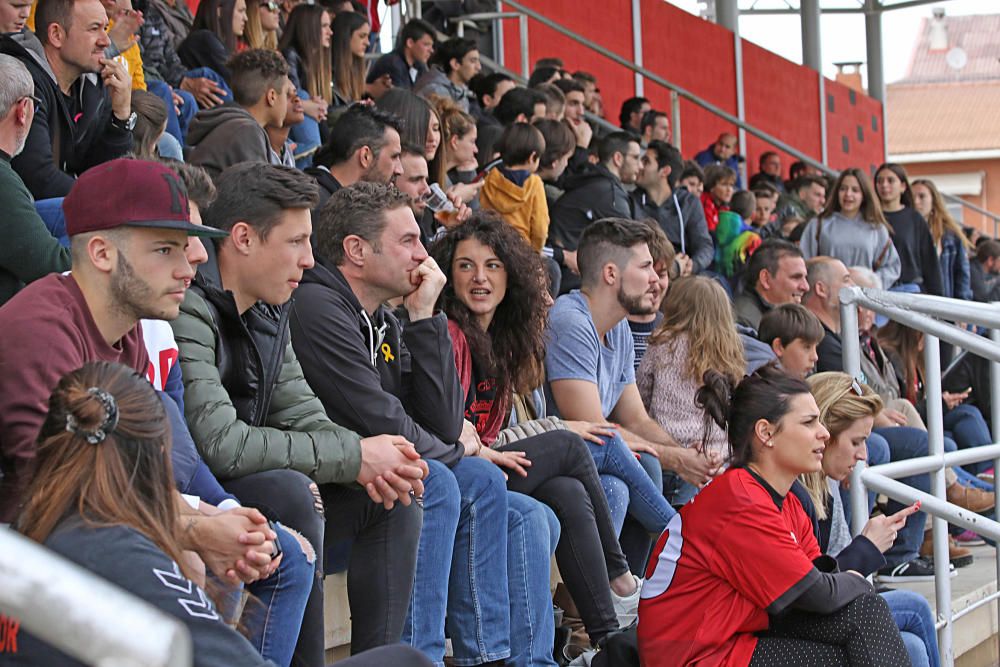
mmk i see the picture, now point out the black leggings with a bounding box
[749,592,912,667]
[496,429,629,644]
[223,469,422,666]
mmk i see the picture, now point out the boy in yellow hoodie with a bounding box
[479,122,550,251]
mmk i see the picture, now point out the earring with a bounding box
[766,439,773,448]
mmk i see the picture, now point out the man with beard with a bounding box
[0,0,133,199]
[0,53,70,305]
[545,219,720,565]
[0,158,230,522]
[306,102,404,211]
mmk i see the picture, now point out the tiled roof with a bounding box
[887,80,1000,154]
[899,14,1000,84]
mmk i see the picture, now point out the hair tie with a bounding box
[65,387,119,445]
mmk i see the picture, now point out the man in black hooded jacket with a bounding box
[548,131,639,292]
[0,0,133,199]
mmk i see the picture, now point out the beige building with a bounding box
[887,10,1000,235]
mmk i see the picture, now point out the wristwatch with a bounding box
[111,112,137,131]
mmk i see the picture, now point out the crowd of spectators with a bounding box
[0,1,998,665]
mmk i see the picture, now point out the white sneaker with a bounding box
[611,574,642,629]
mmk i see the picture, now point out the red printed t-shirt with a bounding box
[637,467,821,667]
[0,274,147,521]
[447,320,508,445]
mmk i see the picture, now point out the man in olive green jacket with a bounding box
[171,163,426,663]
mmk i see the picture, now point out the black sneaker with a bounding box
[877,556,955,583]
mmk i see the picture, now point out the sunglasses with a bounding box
[260,1,279,11]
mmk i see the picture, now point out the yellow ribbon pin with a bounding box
[381,343,395,363]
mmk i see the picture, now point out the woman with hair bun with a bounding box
[638,364,911,667]
[14,361,432,667]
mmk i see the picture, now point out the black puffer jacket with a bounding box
[548,163,633,251]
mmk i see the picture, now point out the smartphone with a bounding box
[473,158,504,183]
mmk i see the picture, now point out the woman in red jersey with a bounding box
[637,364,910,666]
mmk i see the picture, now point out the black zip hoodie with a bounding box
[0,31,131,199]
[290,258,465,466]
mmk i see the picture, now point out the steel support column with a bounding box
[800,0,828,166]
[716,0,746,185]
[631,0,644,96]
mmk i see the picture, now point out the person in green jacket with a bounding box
[0,53,70,306]
[171,163,426,665]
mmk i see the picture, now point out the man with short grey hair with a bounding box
[0,53,69,305]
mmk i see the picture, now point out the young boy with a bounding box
[677,161,704,196]
[479,122,550,251]
[757,302,824,378]
[751,182,779,228]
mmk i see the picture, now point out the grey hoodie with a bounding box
[187,104,274,179]
[799,211,901,291]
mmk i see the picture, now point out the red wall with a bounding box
[502,0,884,176]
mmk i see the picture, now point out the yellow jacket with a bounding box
[479,168,550,252]
[28,1,146,90]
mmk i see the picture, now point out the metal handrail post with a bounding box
[924,335,953,665]
[840,298,869,536]
[992,328,1000,642]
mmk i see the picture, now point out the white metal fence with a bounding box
[840,286,1000,666]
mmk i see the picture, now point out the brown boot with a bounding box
[920,530,974,568]
[946,482,995,513]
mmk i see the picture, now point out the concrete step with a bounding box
[886,544,999,665]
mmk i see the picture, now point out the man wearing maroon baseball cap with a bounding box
[0,158,227,521]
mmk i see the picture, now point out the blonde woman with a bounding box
[798,372,938,667]
[243,0,279,50]
[911,178,973,300]
[637,275,739,504]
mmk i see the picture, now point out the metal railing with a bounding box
[442,1,1000,233]
[0,526,192,666]
[840,286,1000,666]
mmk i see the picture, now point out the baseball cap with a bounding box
[63,159,228,239]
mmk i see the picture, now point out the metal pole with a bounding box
[631,0,644,97]
[840,297,868,536]
[800,0,822,72]
[800,0,829,165]
[733,30,748,187]
[494,1,504,70]
[991,327,1000,647]
[715,0,738,31]
[864,0,889,160]
[924,335,953,666]
[670,91,682,153]
[518,14,529,81]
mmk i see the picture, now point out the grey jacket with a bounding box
[414,66,471,112]
[187,104,275,179]
[799,211,901,292]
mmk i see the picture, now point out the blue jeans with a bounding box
[288,87,323,169]
[35,197,67,246]
[184,67,232,105]
[883,589,939,667]
[243,524,315,667]
[589,434,674,536]
[405,457,510,666]
[944,403,993,475]
[505,492,559,667]
[873,427,931,566]
[662,470,699,507]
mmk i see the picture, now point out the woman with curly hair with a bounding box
[638,275,738,506]
[432,214,677,655]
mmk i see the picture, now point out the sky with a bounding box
[665,0,997,84]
